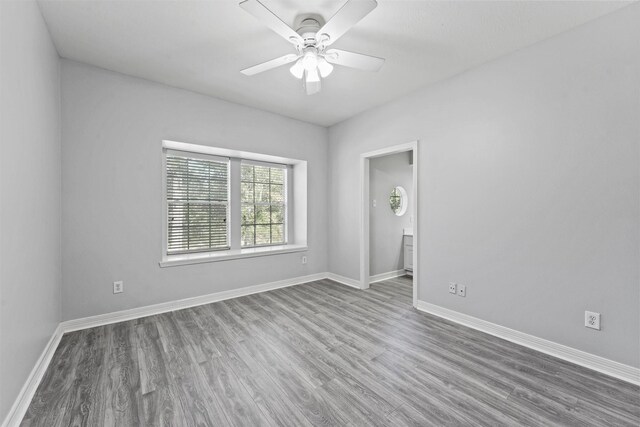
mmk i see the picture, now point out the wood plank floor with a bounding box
[22,276,639,426]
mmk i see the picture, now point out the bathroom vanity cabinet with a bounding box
[404,234,413,276]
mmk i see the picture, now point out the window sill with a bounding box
[159,244,308,268]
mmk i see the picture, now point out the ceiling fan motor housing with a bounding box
[296,17,322,47]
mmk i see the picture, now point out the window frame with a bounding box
[161,140,306,267]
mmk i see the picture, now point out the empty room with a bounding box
[1,0,639,425]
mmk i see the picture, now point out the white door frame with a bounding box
[360,140,419,307]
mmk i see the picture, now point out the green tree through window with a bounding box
[241,163,286,247]
[390,187,402,213]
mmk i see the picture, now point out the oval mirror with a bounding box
[389,186,408,216]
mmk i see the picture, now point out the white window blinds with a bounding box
[166,152,229,254]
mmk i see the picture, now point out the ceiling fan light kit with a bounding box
[239,0,385,95]
[289,59,304,79]
[317,57,334,78]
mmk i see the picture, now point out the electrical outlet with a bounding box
[372,199,377,207]
[113,280,123,294]
[457,285,466,297]
[301,255,307,265]
[585,311,601,330]
[449,283,457,294]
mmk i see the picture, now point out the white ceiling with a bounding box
[38,0,631,126]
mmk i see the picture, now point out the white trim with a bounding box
[165,148,230,164]
[411,143,418,306]
[1,325,64,427]
[360,141,417,159]
[415,300,640,386]
[369,269,406,283]
[60,272,325,332]
[360,153,370,290]
[162,140,305,166]
[159,244,308,267]
[360,141,419,306]
[241,158,287,169]
[325,272,363,289]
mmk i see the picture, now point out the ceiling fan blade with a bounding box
[241,54,300,76]
[317,0,377,47]
[324,49,384,71]
[239,0,303,46]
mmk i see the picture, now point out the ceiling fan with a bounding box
[239,0,385,95]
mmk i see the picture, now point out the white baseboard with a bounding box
[325,272,362,289]
[60,272,327,333]
[369,269,406,283]
[415,300,640,386]
[2,325,64,427]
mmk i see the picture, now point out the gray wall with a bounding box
[0,0,61,420]
[328,6,639,367]
[61,60,328,320]
[369,152,413,276]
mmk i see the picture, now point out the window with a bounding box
[161,140,307,267]
[241,162,286,247]
[389,186,407,216]
[166,152,229,254]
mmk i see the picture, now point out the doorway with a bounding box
[360,141,418,307]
